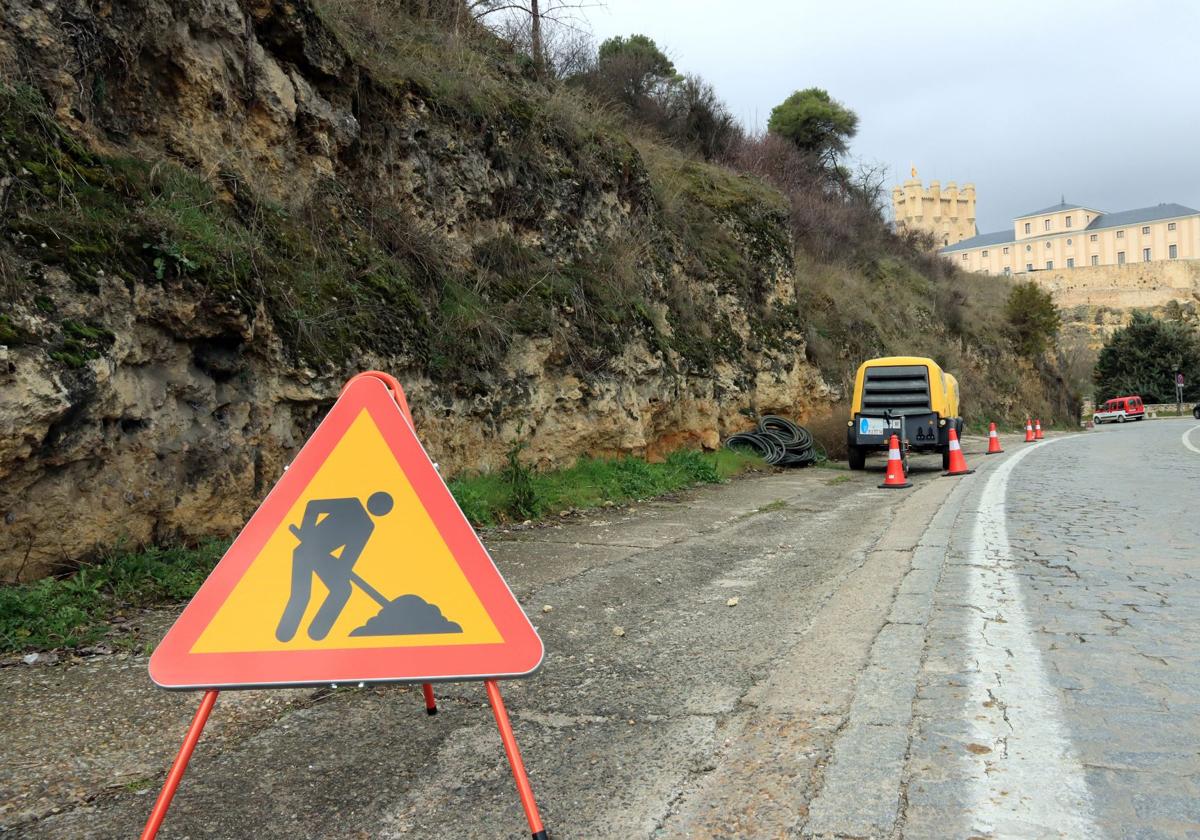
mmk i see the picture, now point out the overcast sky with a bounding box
[576,0,1200,232]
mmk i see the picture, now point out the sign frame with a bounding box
[141,372,549,840]
[149,374,543,691]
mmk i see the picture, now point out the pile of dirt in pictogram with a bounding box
[350,595,462,637]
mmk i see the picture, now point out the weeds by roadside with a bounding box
[0,448,765,654]
[0,542,224,653]
[804,401,851,461]
[449,447,763,527]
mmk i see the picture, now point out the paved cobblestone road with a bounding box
[898,420,1200,839]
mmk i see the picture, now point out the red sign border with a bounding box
[148,377,543,690]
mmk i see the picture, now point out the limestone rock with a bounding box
[0,0,833,580]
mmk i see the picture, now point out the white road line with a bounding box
[965,440,1099,838]
[1183,424,1200,455]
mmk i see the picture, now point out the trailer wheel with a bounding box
[848,445,866,471]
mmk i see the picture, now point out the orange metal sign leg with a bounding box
[486,679,548,839]
[422,682,438,715]
[140,689,219,840]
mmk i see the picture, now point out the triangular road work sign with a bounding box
[150,375,543,690]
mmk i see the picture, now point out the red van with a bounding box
[1092,395,1145,424]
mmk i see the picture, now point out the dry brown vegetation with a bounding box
[717,130,1076,428]
[804,401,853,461]
[315,2,1079,425]
[5,0,1076,425]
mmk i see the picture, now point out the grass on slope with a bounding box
[1,53,789,386]
[795,251,1072,428]
[0,81,439,369]
[0,448,763,654]
[449,446,764,526]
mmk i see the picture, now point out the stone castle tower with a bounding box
[891,169,976,247]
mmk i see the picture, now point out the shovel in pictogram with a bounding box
[285,521,463,638]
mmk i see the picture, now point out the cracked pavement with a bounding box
[3,422,1199,838]
[901,420,1200,840]
[4,453,948,838]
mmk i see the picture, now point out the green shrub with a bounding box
[1094,310,1200,402]
[1005,280,1062,358]
[0,542,225,653]
[501,441,542,520]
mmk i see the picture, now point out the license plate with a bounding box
[859,417,899,435]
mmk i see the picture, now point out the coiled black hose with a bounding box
[723,415,817,466]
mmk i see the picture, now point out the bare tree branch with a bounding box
[475,0,601,78]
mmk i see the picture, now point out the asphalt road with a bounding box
[4,422,1199,838]
[899,418,1200,840]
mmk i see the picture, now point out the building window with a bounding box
[1067,258,1074,268]
[1025,222,1031,234]
[1067,239,1072,246]
[1117,230,1125,238]
[1066,216,1072,227]
[1170,244,1178,259]
[1026,263,1034,271]
[1046,241,1052,249]
[1090,234,1098,242]
[962,253,968,261]
[1044,219,1052,230]
[1118,251,1126,264]
[1046,261,1053,269]
[1003,266,1011,276]
[1143,248,1151,261]
[1168,222,1177,231]
[1142,226,1151,235]
[1003,246,1009,255]
[1091,255,1099,266]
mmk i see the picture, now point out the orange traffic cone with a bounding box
[878,434,912,489]
[943,427,974,476]
[985,422,1004,454]
[1034,419,1044,440]
[1024,418,1035,443]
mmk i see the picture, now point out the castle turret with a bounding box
[892,172,977,247]
[961,184,976,231]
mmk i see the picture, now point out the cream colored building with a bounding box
[940,200,1200,275]
[892,171,976,247]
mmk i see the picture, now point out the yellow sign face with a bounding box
[191,410,501,654]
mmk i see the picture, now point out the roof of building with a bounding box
[939,229,1016,253]
[1017,200,1100,218]
[1086,203,1199,232]
[939,202,1199,253]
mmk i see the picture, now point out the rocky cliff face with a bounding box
[0,0,828,579]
